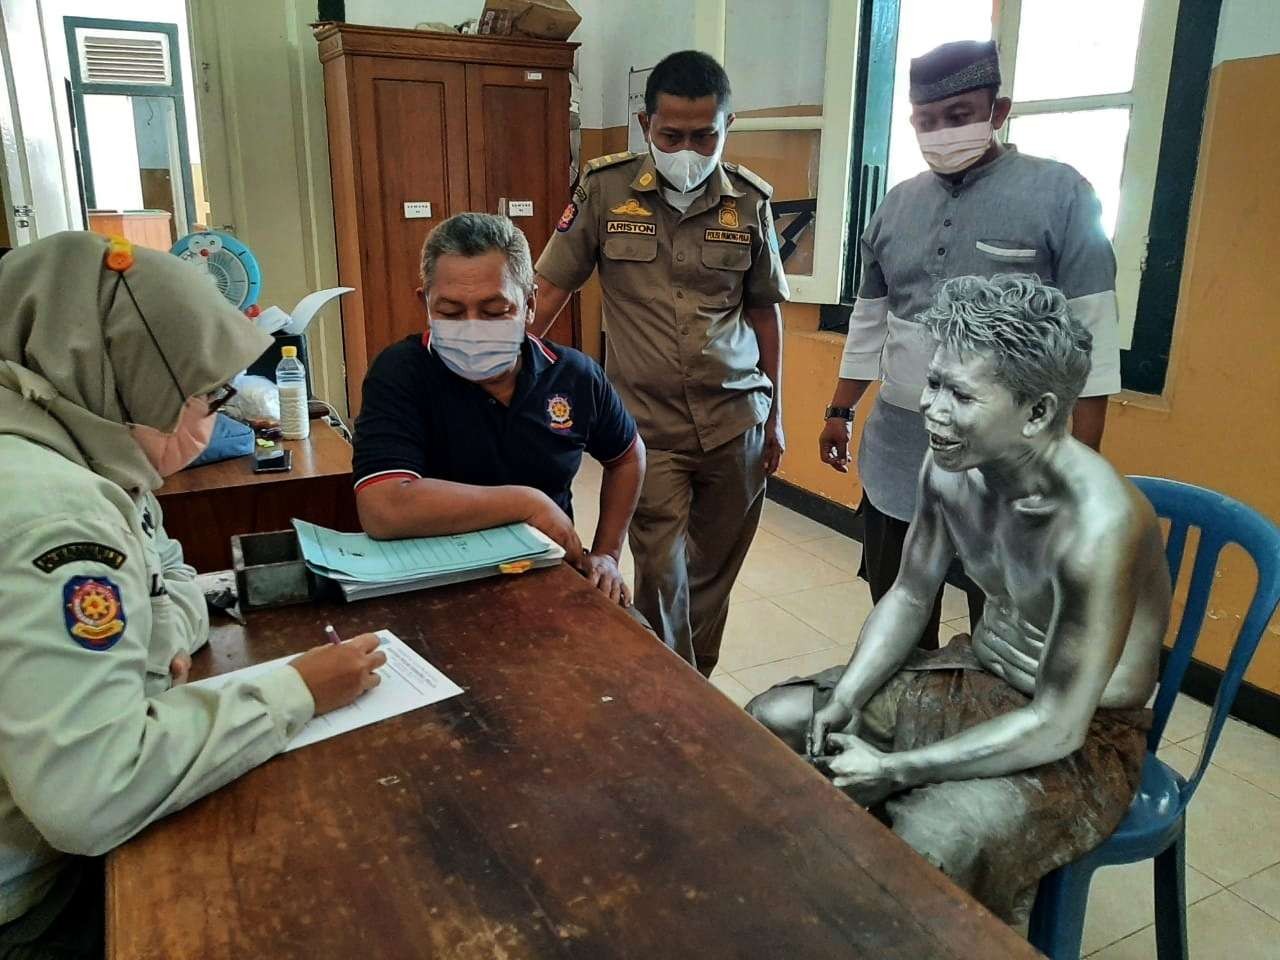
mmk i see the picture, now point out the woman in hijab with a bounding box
[0,233,384,957]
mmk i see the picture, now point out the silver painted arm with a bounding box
[838,481,954,709]
[806,465,954,756]
[829,501,1144,796]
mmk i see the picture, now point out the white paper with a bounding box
[254,305,292,335]
[284,287,354,335]
[190,630,462,752]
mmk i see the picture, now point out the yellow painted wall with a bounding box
[776,54,1280,694]
[575,125,629,361]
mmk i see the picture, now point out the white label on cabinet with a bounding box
[507,200,535,217]
[525,71,543,81]
[403,201,433,219]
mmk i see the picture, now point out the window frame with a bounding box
[63,16,197,233]
[996,0,1180,355]
[824,0,1221,396]
[695,0,861,304]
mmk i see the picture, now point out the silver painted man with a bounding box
[748,274,1170,922]
[818,40,1122,650]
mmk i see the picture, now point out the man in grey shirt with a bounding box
[818,40,1120,649]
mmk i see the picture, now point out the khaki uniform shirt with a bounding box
[0,437,314,924]
[536,151,789,453]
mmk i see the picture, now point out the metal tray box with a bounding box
[231,530,315,609]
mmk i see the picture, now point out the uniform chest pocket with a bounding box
[602,237,659,302]
[699,244,752,305]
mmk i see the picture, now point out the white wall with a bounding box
[342,0,697,131]
[343,0,483,30]
[82,95,143,208]
[725,0,827,111]
[1213,0,1280,65]
[591,0,696,128]
[570,0,603,128]
[190,0,346,413]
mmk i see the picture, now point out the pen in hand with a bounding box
[323,624,343,646]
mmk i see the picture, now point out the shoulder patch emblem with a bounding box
[705,229,752,245]
[606,221,656,236]
[610,199,652,217]
[724,161,774,197]
[718,204,740,228]
[547,395,574,430]
[63,576,127,651]
[585,151,640,175]
[556,202,579,233]
[33,542,127,574]
[572,181,588,203]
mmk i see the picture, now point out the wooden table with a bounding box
[106,566,1039,960]
[156,421,359,572]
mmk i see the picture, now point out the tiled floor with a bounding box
[571,460,1280,956]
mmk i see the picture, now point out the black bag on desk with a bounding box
[247,333,314,397]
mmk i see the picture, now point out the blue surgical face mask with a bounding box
[428,314,526,382]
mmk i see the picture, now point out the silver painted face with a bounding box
[920,345,1030,473]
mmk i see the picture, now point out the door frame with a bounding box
[0,0,79,241]
[63,16,198,232]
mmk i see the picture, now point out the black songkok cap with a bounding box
[909,40,1002,105]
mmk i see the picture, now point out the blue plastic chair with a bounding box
[1027,476,1280,959]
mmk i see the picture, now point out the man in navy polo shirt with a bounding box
[352,213,645,607]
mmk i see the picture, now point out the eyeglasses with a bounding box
[207,383,237,414]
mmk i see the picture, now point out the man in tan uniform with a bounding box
[535,51,788,675]
[0,234,384,957]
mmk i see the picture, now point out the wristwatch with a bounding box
[824,405,854,422]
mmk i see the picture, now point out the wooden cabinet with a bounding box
[315,24,578,415]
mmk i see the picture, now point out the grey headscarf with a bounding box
[0,231,272,492]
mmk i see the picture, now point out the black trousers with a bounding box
[857,493,986,650]
[0,861,103,960]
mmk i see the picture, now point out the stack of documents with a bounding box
[291,519,564,601]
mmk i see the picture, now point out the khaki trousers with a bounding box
[629,424,765,676]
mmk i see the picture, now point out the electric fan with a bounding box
[170,230,262,313]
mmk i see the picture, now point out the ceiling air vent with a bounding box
[75,26,172,87]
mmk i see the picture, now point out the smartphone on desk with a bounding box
[252,447,292,474]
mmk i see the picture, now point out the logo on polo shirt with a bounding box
[547,395,574,430]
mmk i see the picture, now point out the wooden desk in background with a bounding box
[106,565,1037,960]
[156,421,359,572]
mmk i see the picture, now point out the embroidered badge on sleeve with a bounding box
[32,542,127,573]
[557,202,579,233]
[63,576,127,651]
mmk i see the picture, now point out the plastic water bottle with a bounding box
[276,345,310,440]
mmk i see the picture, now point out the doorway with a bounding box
[64,15,203,249]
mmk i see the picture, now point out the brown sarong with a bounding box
[786,636,1150,923]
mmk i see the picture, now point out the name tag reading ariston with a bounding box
[606,221,657,235]
[704,229,751,244]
